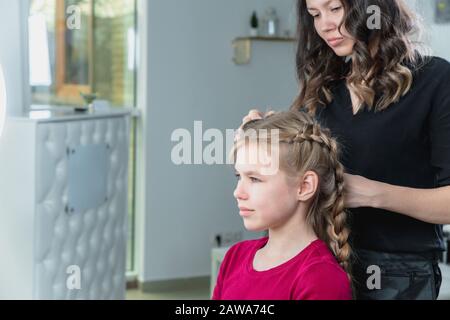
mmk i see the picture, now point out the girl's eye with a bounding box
[331,6,342,12]
[234,173,261,183]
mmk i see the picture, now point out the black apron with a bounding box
[352,249,442,300]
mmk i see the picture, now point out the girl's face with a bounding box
[233,143,301,232]
[305,0,355,57]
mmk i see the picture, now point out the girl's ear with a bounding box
[297,171,319,202]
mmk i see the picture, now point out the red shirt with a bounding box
[212,237,352,300]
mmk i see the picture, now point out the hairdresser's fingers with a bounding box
[241,110,262,129]
[248,109,264,118]
[265,110,276,117]
[239,109,278,131]
[243,109,276,124]
[241,115,252,125]
[247,110,264,122]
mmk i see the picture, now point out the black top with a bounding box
[314,56,450,254]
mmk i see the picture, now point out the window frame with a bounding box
[55,0,95,100]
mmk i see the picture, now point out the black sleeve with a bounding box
[430,65,450,187]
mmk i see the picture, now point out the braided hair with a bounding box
[237,110,352,281]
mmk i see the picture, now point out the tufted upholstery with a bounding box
[33,116,129,299]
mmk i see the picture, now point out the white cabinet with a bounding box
[210,247,230,297]
[0,108,130,299]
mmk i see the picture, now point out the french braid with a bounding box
[239,111,352,281]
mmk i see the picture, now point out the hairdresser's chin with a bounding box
[326,36,355,57]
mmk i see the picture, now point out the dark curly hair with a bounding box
[292,0,429,115]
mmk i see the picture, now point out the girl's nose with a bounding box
[233,181,248,200]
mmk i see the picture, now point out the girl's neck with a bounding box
[263,215,318,259]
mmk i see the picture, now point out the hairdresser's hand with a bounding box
[343,173,384,209]
[236,109,276,141]
[240,109,276,129]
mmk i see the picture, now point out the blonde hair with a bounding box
[233,110,352,281]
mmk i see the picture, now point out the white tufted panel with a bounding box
[34,116,129,300]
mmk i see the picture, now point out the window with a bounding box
[29,0,136,108]
[29,0,138,272]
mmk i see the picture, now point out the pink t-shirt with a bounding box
[212,237,352,300]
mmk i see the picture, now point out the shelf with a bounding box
[232,36,296,65]
[234,36,296,42]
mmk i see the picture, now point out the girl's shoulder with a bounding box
[291,240,352,300]
[299,239,347,274]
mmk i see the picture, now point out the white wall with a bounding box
[0,0,28,117]
[407,0,450,61]
[139,0,298,282]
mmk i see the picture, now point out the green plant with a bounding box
[251,11,259,29]
[80,92,98,105]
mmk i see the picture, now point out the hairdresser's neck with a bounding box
[264,207,318,258]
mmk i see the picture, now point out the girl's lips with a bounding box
[239,207,255,217]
